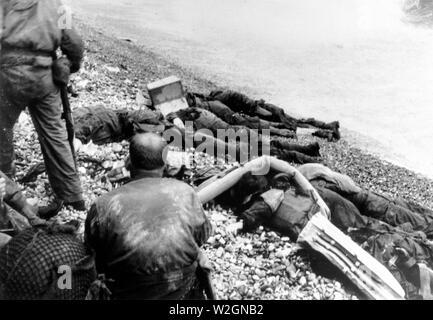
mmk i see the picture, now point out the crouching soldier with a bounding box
[85,133,214,300]
[0,173,96,300]
[0,222,97,300]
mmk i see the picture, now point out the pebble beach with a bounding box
[12,21,433,300]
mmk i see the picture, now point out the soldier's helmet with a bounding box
[0,225,96,300]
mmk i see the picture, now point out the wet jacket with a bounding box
[85,175,212,300]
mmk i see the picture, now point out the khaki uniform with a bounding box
[0,0,83,202]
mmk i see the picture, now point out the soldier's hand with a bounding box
[395,247,411,260]
[28,216,48,228]
[52,57,72,86]
[173,118,185,130]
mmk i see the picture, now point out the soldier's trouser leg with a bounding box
[232,115,263,129]
[28,89,83,203]
[392,198,433,217]
[209,90,258,115]
[261,103,298,131]
[348,191,429,233]
[271,139,320,157]
[199,101,238,125]
[297,118,332,130]
[204,101,267,130]
[316,176,430,232]
[271,147,319,164]
[299,118,341,141]
[0,88,23,178]
[312,183,370,231]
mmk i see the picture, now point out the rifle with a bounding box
[196,251,217,300]
[60,85,77,168]
[52,52,77,168]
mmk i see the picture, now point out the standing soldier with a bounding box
[0,0,85,215]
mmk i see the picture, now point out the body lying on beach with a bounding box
[211,162,433,299]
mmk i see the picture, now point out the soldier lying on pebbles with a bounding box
[169,107,294,138]
[167,107,322,165]
[213,163,433,299]
[85,133,214,300]
[186,93,297,138]
[72,105,322,165]
[202,90,341,142]
[73,105,172,146]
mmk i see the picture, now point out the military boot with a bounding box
[328,121,341,141]
[38,199,86,220]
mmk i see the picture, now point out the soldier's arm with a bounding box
[0,171,28,213]
[238,199,274,233]
[196,209,213,247]
[60,27,84,73]
[190,192,213,247]
[0,171,42,225]
[84,203,101,251]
